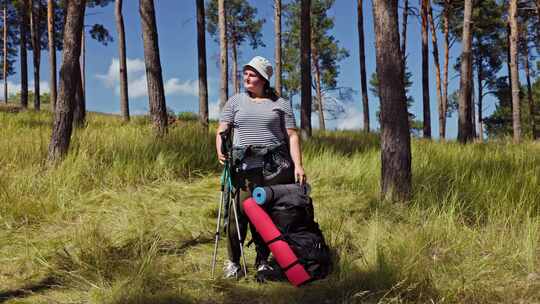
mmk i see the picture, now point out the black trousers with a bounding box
[226,167,294,267]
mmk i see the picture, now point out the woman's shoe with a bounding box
[223,260,240,279]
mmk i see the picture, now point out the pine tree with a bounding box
[372,0,411,202]
[206,0,265,94]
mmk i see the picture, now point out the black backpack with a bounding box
[267,189,331,280]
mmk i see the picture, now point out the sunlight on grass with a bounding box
[1,111,539,303]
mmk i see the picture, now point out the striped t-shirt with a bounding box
[219,92,297,148]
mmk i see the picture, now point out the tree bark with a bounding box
[3,0,8,104]
[357,0,370,132]
[274,0,281,95]
[457,0,473,143]
[218,0,228,110]
[80,30,85,105]
[19,0,28,108]
[300,0,312,138]
[477,59,484,141]
[48,0,57,111]
[231,36,239,94]
[73,26,85,127]
[508,0,521,143]
[470,71,476,138]
[400,0,408,67]
[139,0,168,136]
[506,22,512,103]
[421,0,431,138]
[73,59,85,127]
[441,0,449,139]
[116,0,130,122]
[196,0,208,130]
[48,0,85,162]
[372,0,411,202]
[30,0,41,111]
[524,42,537,139]
[313,53,325,131]
[428,0,443,141]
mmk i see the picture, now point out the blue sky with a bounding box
[4,0,506,139]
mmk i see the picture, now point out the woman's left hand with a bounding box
[295,166,307,184]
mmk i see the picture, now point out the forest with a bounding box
[0,0,539,303]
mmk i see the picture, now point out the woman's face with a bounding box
[243,67,265,94]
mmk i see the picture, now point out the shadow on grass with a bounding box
[158,234,214,256]
[0,276,57,303]
[212,267,438,304]
[304,132,380,157]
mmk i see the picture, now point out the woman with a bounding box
[216,56,306,279]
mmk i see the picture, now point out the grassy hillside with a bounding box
[1,110,539,303]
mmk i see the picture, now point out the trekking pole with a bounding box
[231,188,248,277]
[210,164,227,279]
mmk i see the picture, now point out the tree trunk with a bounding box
[300,0,312,138]
[372,0,412,202]
[428,0,443,141]
[401,0,408,69]
[73,60,85,127]
[139,0,168,136]
[196,0,208,130]
[421,0,430,138]
[313,54,325,131]
[30,0,41,111]
[508,0,521,143]
[218,0,228,110]
[19,0,28,108]
[506,22,512,102]
[231,37,239,94]
[441,0,449,139]
[73,26,85,127]
[116,0,130,122]
[275,0,281,95]
[477,60,484,141]
[3,0,8,104]
[470,72,476,138]
[48,0,85,162]
[48,0,57,111]
[357,0,370,132]
[457,0,473,143]
[80,30,85,105]
[524,43,537,139]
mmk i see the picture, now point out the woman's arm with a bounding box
[287,128,306,184]
[216,122,229,164]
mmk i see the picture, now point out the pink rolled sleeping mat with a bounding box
[242,197,311,287]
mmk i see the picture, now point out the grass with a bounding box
[0,109,539,303]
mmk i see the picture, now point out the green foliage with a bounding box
[88,23,113,46]
[177,111,199,121]
[0,1,21,78]
[8,90,50,104]
[368,69,422,135]
[205,0,265,50]
[282,0,348,100]
[484,77,540,139]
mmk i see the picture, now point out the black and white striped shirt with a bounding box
[219,93,297,148]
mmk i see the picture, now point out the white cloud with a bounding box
[336,104,363,130]
[97,57,199,100]
[128,75,148,99]
[0,80,50,99]
[96,58,146,88]
[209,99,220,120]
[164,78,198,96]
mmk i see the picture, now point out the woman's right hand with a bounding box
[217,151,226,165]
[216,122,230,165]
